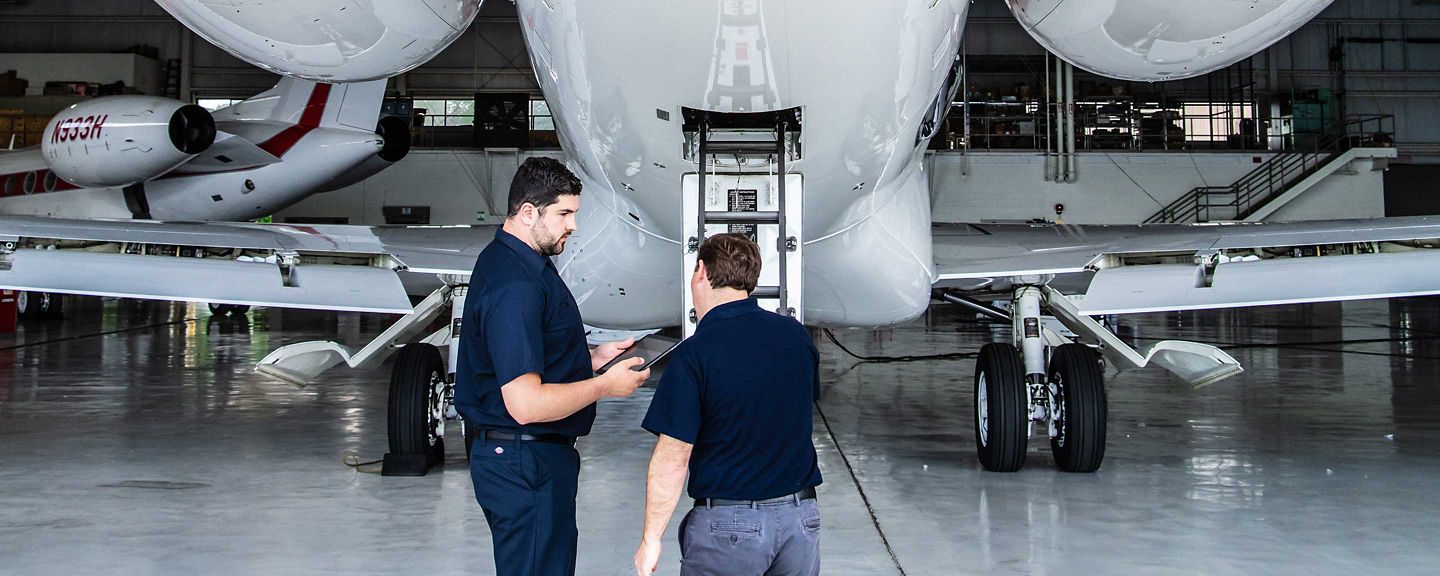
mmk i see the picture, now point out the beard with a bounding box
[532,221,569,257]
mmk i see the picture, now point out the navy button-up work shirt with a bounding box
[454,229,595,438]
[642,298,823,500]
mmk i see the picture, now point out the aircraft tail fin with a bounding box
[214,76,388,132]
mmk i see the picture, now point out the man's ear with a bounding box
[694,261,707,285]
[518,202,538,226]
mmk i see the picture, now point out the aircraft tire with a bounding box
[975,342,1027,472]
[1048,343,1107,473]
[208,303,251,316]
[44,292,63,319]
[18,292,60,320]
[388,343,446,458]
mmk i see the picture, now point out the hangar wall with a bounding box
[927,151,1385,224]
[1,1,1436,158]
[273,149,1383,227]
[0,0,1432,220]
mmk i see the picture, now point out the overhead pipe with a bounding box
[1064,60,1077,183]
[1048,52,1059,182]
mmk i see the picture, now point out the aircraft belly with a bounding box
[520,0,963,328]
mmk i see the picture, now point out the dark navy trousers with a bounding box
[678,498,821,576]
[470,435,581,576]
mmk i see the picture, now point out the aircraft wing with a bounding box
[0,215,492,314]
[0,146,47,172]
[932,217,1440,315]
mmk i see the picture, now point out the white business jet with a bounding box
[1,0,1436,475]
[0,76,410,317]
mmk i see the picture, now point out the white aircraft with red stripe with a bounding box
[11,0,1440,476]
[0,77,409,221]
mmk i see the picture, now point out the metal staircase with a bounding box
[680,108,803,338]
[1145,115,1395,224]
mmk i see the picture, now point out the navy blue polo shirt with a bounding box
[454,229,595,438]
[642,298,823,500]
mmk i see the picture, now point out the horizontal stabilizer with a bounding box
[169,132,281,175]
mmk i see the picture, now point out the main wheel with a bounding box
[388,343,446,457]
[44,293,63,318]
[1048,343,1107,473]
[975,343,1028,472]
[208,303,251,316]
[18,292,57,320]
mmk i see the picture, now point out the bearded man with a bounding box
[455,156,651,576]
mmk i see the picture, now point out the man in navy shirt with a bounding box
[634,233,823,576]
[456,157,650,576]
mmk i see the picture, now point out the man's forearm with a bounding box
[642,435,692,542]
[502,374,606,425]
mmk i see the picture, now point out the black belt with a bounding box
[479,429,576,447]
[695,487,817,509]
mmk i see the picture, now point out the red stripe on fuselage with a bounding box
[256,83,332,158]
[2,83,333,195]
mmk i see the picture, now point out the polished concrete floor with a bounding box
[1,296,1437,575]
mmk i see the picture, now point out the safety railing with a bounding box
[1144,115,1394,224]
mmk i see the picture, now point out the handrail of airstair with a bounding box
[1143,115,1394,224]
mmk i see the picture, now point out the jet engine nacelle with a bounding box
[42,97,216,189]
[1007,0,1333,81]
[156,0,484,82]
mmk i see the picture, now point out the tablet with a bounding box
[596,334,681,374]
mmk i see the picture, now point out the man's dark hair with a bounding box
[697,233,761,293]
[507,157,582,217]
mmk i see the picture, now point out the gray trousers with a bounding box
[678,498,820,576]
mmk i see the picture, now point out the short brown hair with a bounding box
[697,233,761,292]
[507,157,581,217]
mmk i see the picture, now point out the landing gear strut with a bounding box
[973,283,1109,473]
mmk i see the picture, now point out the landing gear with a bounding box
[208,303,250,316]
[382,342,447,476]
[17,291,63,320]
[972,283,1109,473]
[1048,343,1107,473]
[254,281,470,477]
[975,343,1027,472]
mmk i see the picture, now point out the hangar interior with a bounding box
[2,1,1440,574]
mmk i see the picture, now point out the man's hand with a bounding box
[592,337,635,372]
[598,357,649,397]
[634,536,662,576]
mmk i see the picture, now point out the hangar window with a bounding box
[414,99,475,127]
[530,99,553,131]
[197,98,244,111]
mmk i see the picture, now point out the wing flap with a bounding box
[1076,250,1440,315]
[0,250,412,313]
[934,217,1440,313]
